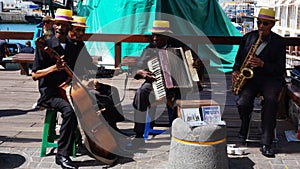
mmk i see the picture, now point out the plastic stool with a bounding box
[144,107,166,141]
[40,109,80,157]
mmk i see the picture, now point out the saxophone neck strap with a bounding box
[255,41,268,56]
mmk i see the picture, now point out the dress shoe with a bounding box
[260,145,275,158]
[55,155,78,169]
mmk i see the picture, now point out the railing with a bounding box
[1,31,300,68]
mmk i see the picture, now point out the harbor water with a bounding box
[0,23,36,44]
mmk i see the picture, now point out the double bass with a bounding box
[35,37,118,164]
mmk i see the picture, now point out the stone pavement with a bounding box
[0,65,300,169]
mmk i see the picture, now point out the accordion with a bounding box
[147,47,199,100]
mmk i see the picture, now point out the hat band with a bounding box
[152,26,171,31]
[55,15,73,21]
[258,14,275,20]
[73,22,86,26]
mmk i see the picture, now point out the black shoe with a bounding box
[55,155,78,169]
[260,145,275,158]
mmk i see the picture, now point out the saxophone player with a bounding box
[232,8,286,158]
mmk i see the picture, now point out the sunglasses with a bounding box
[257,21,272,26]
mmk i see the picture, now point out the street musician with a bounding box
[232,8,286,158]
[32,9,123,168]
[32,8,80,169]
[128,20,203,149]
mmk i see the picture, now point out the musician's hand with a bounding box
[248,57,264,68]
[145,71,156,82]
[56,55,67,71]
[93,80,101,90]
[232,71,239,82]
[137,70,156,81]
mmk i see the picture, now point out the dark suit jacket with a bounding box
[233,30,286,83]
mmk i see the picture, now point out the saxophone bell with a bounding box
[241,68,254,79]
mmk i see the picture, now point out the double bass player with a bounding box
[68,15,124,132]
[32,9,124,168]
[32,8,79,169]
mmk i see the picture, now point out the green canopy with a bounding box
[77,0,242,72]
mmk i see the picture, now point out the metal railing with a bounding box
[1,31,300,68]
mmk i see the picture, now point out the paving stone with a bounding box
[27,162,39,168]
[269,158,284,165]
[283,159,299,166]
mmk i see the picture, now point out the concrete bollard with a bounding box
[168,118,228,169]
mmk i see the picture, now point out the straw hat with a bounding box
[149,20,173,33]
[52,8,73,22]
[255,8,279,21]
[72,16,89,28]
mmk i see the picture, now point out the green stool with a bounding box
[40,108,81,157]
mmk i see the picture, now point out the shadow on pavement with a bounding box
[0,108,37,117]
[229,157,255,169]
[0,136,41,143]
[0,152,26,168]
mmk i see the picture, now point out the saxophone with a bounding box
[232,31,263,95]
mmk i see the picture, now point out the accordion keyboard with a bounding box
[148,57,166,100]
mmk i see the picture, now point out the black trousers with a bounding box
[132,81,185,135]
[132,82,155,134]
[236,78,283,145]
[43,96,78,157]
[94,83,124,117]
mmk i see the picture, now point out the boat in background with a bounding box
[24,15,42,24]
[0,0,43,24]
[24,4,43,24]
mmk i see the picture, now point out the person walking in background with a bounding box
[20,41,34,53]
[31,15,55,107]
[32,15,55,45]
[42,16,55,39]
[232,8,286,158]
[0,39,9,62]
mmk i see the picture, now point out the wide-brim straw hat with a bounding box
[72,16,89,28]
[52,8,73,22]
[149,20,173,33]
[255,8,279,21]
